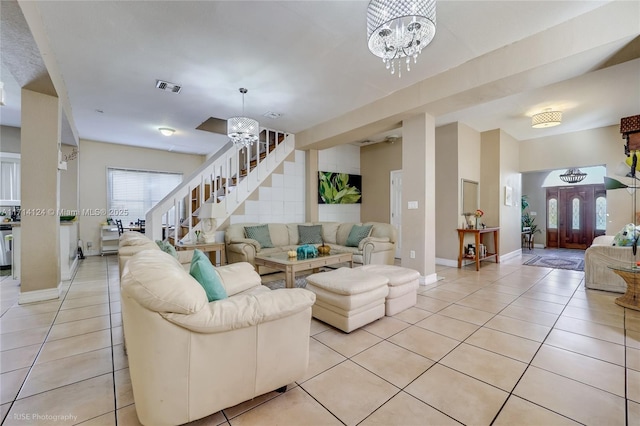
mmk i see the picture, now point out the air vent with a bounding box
[263,111,282,119]
[155,80,182,94]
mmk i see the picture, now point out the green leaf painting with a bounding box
[318,172,362,204]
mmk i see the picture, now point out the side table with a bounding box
[175,242,226,266]
[609,265,640,310]
[457,227,500,271]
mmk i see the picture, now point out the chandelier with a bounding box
[228,88,259,148]
[367,0,437,76]
[559,168,587,184]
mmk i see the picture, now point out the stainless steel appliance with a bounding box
[0,224,12,268]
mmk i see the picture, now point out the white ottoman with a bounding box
[305,268,389,333]
[357,265,420,316]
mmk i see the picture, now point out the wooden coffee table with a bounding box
[254,251,353,288]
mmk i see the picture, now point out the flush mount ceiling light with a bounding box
[560,168,587,184]
[367,0,437,77]
[159,127,175,136]
[532,109,562,128]
[228,88,259,149]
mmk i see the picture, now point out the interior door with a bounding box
[390,170,402,258]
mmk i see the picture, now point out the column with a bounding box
[402,113,437,282]
[19,89,61,303]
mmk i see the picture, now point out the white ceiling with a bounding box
[1,1,638,155]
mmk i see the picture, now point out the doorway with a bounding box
[390,170,402,258]
[546,184,606,249]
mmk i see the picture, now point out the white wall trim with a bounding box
[435,257,458,267]
[19,283,62,304]
[420,273,439,286]
[501,248,522,262]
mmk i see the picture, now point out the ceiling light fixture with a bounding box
[559,168,587,184]
[228,88,259,149]
[532,109,562,128]
[367,0,437,77]
[159,127,175,136]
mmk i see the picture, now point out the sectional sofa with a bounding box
[224,222,397,274]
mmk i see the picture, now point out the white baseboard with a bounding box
[420,273,439,286]
[435,258,457,267]
[19,283,62,304]
[501,249,522,262]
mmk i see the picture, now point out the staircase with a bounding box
[146,129,294,243]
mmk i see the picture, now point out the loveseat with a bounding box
[224,222,397,274]
[121,249,315,425]
[584,235,633,293]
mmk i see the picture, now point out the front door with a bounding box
[546,184,604,249]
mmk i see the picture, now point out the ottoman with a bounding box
[305,268,389,333]
[357,265,420,316]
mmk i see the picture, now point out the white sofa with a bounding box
[225,222,397,274]
[584,235,633,293]
[118,231,194,276]
[121,249,316,425]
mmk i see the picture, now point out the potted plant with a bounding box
[521,195,541,244]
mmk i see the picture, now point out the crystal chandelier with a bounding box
[559,168,587,184]
[228,88,259,148]
[367,0,437,76]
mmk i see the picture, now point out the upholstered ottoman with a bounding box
[305,268,389,333]
[357,265,420,316]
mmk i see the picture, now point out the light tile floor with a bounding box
[1,251,638,425]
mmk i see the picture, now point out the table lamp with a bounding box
[198,203,218,243]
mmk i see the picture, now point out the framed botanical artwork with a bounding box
[318,172,362,204]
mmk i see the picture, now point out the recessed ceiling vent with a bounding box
[155,80,182,93]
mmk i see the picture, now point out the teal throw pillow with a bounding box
[189,249,228,302]
[155,240,178,258]
[244,224,274,248]
[298,225,323,245]
[346,224,373,247]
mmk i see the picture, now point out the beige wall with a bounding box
[360,139,402,223]
[522,171,548,246]
[0,125,21,153]
[519,125,626,235]
[435,124,460,261]
[79,139,204,255]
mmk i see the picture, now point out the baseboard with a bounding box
[435,258,457,267]
[19,283,62,304]
[501,249,522,262]
[420,273,439,286]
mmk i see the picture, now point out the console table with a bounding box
[457,227,500,271]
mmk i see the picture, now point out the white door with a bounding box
[390,170,402,258]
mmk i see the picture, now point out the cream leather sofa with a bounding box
[225,222,397,274]
[584,235,632,293]
[121,249,316,426]
[118,231,193,276]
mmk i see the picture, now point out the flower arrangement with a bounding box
[474,209,484,218]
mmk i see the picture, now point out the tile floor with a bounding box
[1,251,638,426]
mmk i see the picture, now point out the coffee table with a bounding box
[254,251,353,288]
[609,265,640,310]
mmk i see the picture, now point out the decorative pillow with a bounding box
[155,240,178,258]
[346,224,373,247]
[244,224,274,248]
[189,250,228,302]
[612,223,640,246]
[298,225,323,245]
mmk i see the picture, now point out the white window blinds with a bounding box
[107,168,182,225]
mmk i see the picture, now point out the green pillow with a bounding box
[244,224,274,248]
[155,240,178,258]
[189,249,228,302]
[298,225,323,245]
[346,224,373,247]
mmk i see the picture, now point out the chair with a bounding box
[136,219,145,233]
[121,250,315,425]
[115,219,124,236]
